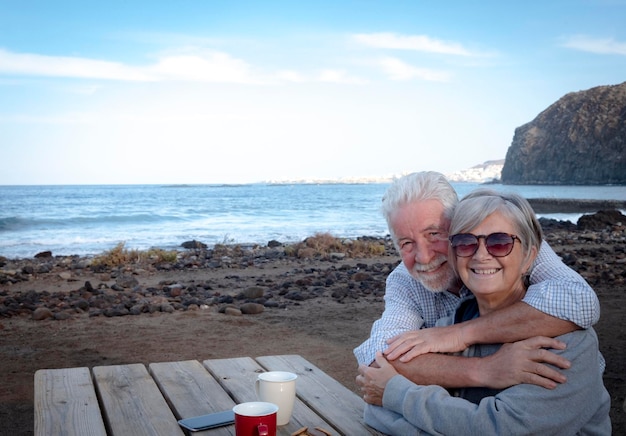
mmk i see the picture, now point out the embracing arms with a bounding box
[357,330,610,436]
[388,335,569,389]
[355,242,599,389]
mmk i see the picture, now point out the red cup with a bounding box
[233,402,278,436]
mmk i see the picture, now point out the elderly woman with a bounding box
[356,189,611,435]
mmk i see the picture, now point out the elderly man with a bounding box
[354,171,600,390]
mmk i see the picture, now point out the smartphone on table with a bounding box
[178,410,235,432]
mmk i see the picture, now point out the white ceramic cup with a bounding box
[255,371,297,426]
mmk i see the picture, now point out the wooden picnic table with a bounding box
[34,354,381,435]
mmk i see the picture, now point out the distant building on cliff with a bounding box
[445,159,504,183]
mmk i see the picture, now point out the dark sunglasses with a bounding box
[449,232,520,257]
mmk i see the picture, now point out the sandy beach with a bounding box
[1,214,625,435]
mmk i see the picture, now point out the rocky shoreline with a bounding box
[0,236,398,321]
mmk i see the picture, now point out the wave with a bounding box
[0,213,186,231]
[0,216,29,231]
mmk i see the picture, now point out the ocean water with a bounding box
[1,183,625,259]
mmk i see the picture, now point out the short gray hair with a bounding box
[449,189,543,266]
[382,171,458,240]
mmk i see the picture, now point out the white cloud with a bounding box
[0,47,370,86]
[0,48,265,83]
[148,51,263,83]
[561,35,626,55]
[352,32,473,56]
[376,57,451,82]
[0,49,155,81]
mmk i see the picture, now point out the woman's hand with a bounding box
[356,352,398,406]
[384,325,468,362]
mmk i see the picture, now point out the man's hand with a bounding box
[356,352,398,406]
[384,324,468,362]
[478,336,570,389]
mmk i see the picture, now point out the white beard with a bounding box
[410,256,457,293]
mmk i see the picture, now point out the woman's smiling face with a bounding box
[454,211,535,314]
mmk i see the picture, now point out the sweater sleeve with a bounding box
[372,329,611,435]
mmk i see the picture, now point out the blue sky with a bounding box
[1,1,625,185]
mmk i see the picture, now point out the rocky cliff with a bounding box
[501,81,626,185]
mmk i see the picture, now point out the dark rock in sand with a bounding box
[577,209,626,230]
[217,295,234,304]
[331,289,349,299]
[160,303,175,313]
[73,299,90,311]
[54,311,72,321]
[116,275,139,289]
[104,306,129,317]
[32,307,54,321]
[242,286,265,299]
[224,306,242,316]
[538,218,577,231]
[351,272,372,282]
[181,240,208,249]
[240,302,265,314]
[284,290,308,301]
[129,304,144,315]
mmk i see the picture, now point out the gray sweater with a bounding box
[364,327,611,435]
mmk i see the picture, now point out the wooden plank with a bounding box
[256,355,379,435]
[149,360,236,435]
[203,357,332,435]
[93,363,184,436]
[34,367,106,436]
